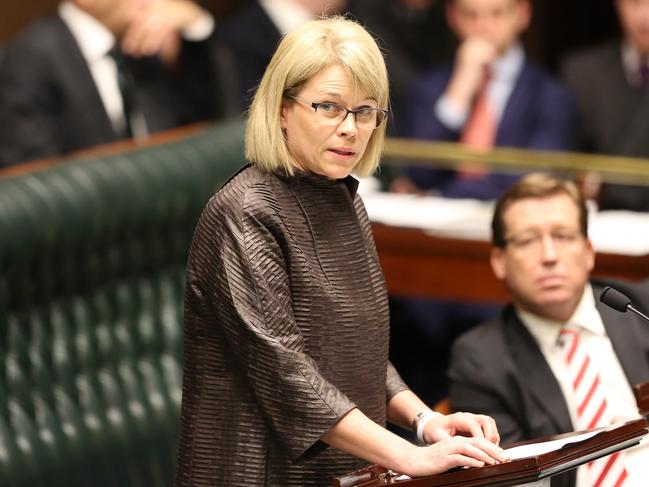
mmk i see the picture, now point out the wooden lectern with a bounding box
[333,419,648,487]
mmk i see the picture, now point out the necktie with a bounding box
[107,47,137,138]
[559,328,629,487]
[457,69,496,179]
[639,61,649,88]
[460,68,497,150]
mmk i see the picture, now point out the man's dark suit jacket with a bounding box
[561,39,649,211]
[448,280,649,487]
[404,61,576,200]
[0,15,237,167]
[216,1,282,113]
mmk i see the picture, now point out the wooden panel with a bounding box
[0,0,58,43]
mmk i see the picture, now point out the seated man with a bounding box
[0,0,237,167]
[561,0,649,211]
[400,0,575,200]
[448,173,649,486]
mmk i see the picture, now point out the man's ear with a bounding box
[585,238,595,273]
[515,0,532,34]
[490,247,507,280]
[445,2,461,38]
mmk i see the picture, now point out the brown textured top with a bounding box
[174,165,408,486]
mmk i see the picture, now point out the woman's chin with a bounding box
[321,159,358,180]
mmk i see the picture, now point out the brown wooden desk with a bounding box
[372,223,649,303]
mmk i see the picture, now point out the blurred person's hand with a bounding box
[121,0,206,60]
[445,37,497,113]
[389,176,427,195]
[578,171,602,203]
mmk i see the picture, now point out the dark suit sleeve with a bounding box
[559,54,595,153]
[402,68,459,191]
[173,35,240,122]
[448,328,528,445]
[0,37,63,167]
[524,79,577,151]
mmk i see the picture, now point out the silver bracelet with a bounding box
[412,410,440,445]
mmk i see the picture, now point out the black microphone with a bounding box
[600,286,649,324]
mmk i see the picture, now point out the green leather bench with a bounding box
[0,120,246,487]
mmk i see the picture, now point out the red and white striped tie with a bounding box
[560,327,628,487]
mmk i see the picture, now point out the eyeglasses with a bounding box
[504,229,584,254]
[289,96,388,129]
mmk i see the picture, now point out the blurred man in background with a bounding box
[0,0,237,167]
[398,0,575,199]
[562,0,649,211]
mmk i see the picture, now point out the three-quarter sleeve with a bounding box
[199,189,356,462]
[386,361,409,402]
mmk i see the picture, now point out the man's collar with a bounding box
[490,42,525,83]
[516,283,605,351]
[59,1,115,62]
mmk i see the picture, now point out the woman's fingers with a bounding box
[407,436,509,478]
[447,412,501,445]
[439,436,505,465]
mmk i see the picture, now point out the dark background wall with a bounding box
[0,0,620,72]
[526,0,619,70]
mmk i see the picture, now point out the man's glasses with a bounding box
[504,229,584,254]
[289,96,388,129]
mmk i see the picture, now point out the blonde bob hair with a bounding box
[245,16,389,178]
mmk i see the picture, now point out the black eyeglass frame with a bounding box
[288,95,389,129]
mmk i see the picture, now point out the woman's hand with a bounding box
[423,411,501,445]
[401,435,508,478]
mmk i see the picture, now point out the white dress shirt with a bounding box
[435,43,525,131]
[59,1,134,136]
[621,41,649,88]
[518,284,647,487]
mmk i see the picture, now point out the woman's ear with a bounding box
[280,101,289,130]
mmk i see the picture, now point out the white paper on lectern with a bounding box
[505,430,600,460]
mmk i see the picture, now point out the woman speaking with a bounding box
[174,16,506,487]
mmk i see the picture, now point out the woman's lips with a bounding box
[328,148,356,159]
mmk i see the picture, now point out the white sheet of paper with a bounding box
[505,430,600,460]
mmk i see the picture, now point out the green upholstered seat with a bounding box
[0,120,246,486]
